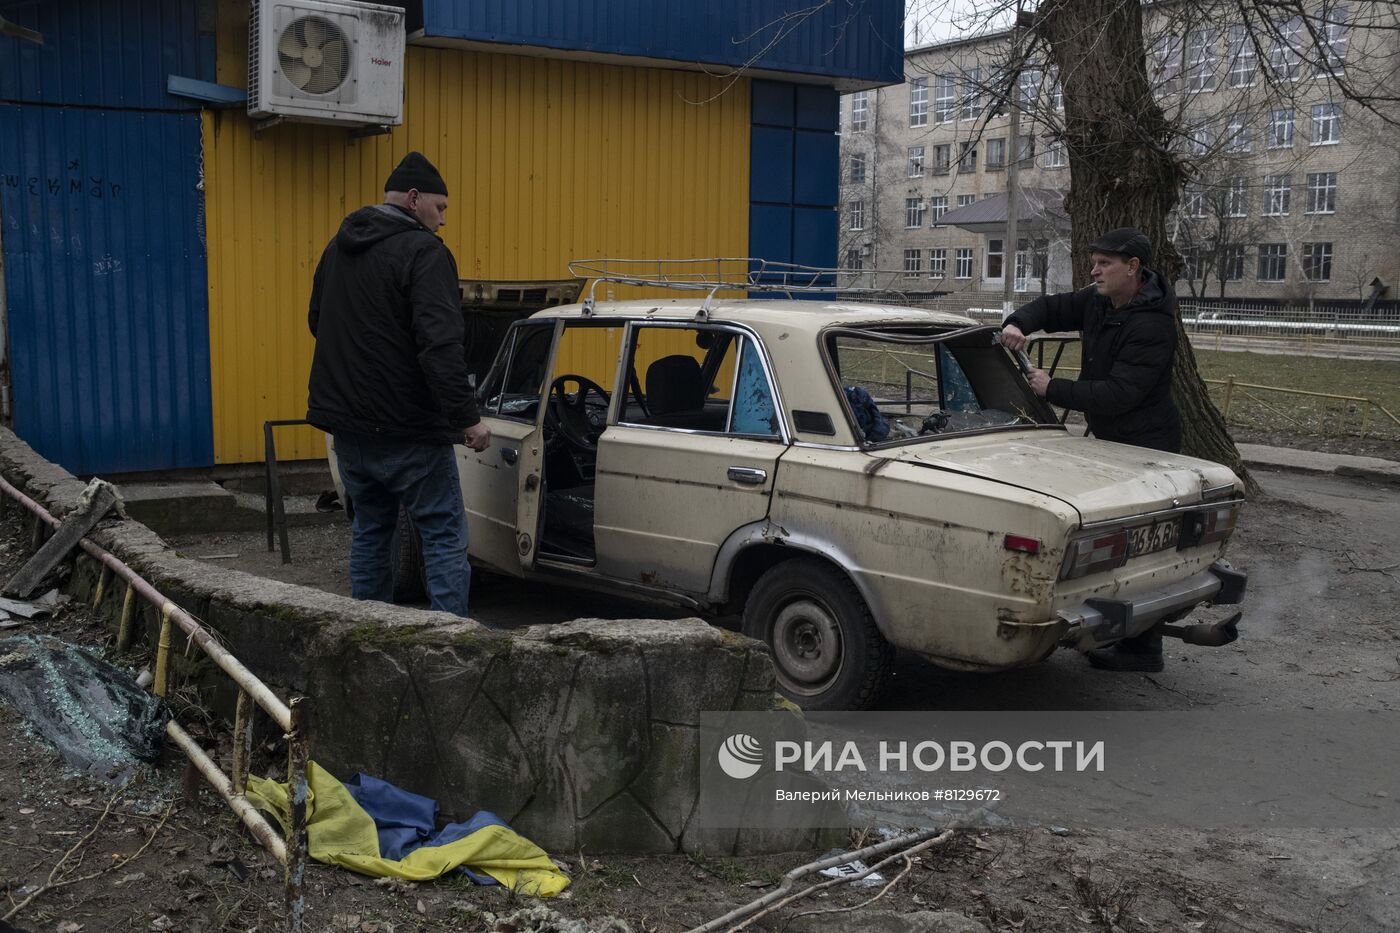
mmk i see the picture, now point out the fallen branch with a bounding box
[3,789,174,923]
[783,852,915,926]
[687,826,957,933]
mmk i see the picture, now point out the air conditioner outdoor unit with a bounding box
[248,0,405,126]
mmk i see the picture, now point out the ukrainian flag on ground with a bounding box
[247,762,569,896]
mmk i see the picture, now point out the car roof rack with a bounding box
[566,258,912,319]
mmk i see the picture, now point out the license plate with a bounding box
[1127,518,1180,556]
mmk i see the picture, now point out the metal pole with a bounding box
[1003,5,1022,321]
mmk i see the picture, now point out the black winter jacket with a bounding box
[1006,271,1181,452]
[307,204,479,445]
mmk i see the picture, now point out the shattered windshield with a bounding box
[825,325,1058,445]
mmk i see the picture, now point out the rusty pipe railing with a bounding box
[0,474,309,932]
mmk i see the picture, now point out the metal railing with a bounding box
[0,475,311,932]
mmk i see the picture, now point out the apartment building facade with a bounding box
[839,7,1400,304]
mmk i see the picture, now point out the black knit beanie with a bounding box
[384,151,448,196]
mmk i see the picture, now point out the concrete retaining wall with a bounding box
[0,428,813,854]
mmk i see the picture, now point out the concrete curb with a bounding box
[0,428,817,855]
[1237,443,1400,486]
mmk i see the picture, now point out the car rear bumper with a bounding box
[1054,559,1246,650]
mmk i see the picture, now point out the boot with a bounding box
[1087,632,1164,672]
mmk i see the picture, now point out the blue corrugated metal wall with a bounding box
[750,80,839,275]
[418,0,904,87]
[0,0,215,473]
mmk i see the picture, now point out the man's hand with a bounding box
[1000,323,1028,352]
[463,422,492,452]
[1027,368,1051,397]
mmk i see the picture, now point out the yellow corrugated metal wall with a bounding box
[206,24,750,463]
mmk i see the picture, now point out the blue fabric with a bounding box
[843,386,890,442]
[344,772,512,885]
[333,432,471,616]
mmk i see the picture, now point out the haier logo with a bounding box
[370,57,393,66]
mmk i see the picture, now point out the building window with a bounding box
[1222,244,1245,281]
[1048,66,1063,110]
[1258,243,1288,282]
[1182,185,1207,218]
[845,248,863,271]
[955,248,974,279]
[1225,113,1251,152]
[957,194,976,208]
[849,199,865,231]
[932,144,951,174]
[1186,30,1216,92]
[848,152,867,184]
[958,141,977,173]
[1182,247,1208,281]
[961,67,982,119]
[909,77,929,127]
[851,91,868,131]
[1227,24,1256,87]
[1302,242,1333,282]
[1311,103,1341,144]
[1015,134,1035,164]
[1271,16,1302,80]
[929,248,947,277]
[1186,122,1213,156]
[1226,176,1248,216]
[1305,172,1337,214]
[986,137,1006,170]
[1017,67,1040,107]
[930,196,948,221]
[1151,35,1182,93]
[1044,140,1068,168]
[1316,6,1349,75]
[1266,109,1294,148]
[986,238,1005,279]
[905,197,926,228]
[907,146,925,178]
[935,74,956,122]
[1263,175,1291,215]
[904,248,924,277]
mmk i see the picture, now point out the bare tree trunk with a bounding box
[1036,0,1259,495]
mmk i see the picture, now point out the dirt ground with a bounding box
[2,468,1398,932]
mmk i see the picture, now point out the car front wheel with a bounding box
[742,558,893,711]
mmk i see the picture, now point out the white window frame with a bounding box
[955,248,974,279]
[1271,17,1302,80]
[1311,103,1341,144]
[903,248,924,277]
[1227,25,1256,87]
[935,74,956,123]
[1305,172,1337,214]
[1226,176,1248,217]
[1152,35,1182,92]
[851,91,869,131]
[1258,242,1288,282]
[1263,175,1291,216]
[1302,242,1333,282]
[907,145,925,178]
[905,197,926,228]
[909,77,929,128]
[1315,6,1349,76]
[1017,67,1040,107]
[1044,140,1068,168]
[1266,109,1295,149]
[1225,113,1251,152]
[1222,244,1245,281]
[930,196,948,221]
[848,151,867,184]
[929,248,947,277]
[961,67,982,120]
[849,199,866,231]
[1187,30,1216,92]
[1183,185,1207,218]
[956,194,976,208]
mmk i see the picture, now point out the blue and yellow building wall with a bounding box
[0,0,902,473]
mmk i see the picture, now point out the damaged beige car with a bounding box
[349,268,1247,710]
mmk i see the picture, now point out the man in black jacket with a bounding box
[1001,227,1181,671]
[308,151,490,617]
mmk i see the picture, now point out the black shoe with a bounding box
[1087,633,1164,672]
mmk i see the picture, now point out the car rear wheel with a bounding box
[742,558,892,710]
[390,505,427,604]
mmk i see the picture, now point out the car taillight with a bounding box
[1060,529,1128,580]
[1003,534,1041,555]
[1181,505,1239,548]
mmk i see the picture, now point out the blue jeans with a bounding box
[333,433,470,617]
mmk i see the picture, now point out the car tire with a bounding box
[390,505,427,604]
[742,557,892,711]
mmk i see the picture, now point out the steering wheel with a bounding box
[546,374,611,452]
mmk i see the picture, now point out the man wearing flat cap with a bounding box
[1001,227,1181,671]
[307,151,490,617]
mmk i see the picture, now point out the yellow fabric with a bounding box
[246,762,569,897]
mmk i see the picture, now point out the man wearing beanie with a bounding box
[1000,226,1181,672]
[307,151,490,617]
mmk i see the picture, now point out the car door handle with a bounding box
[501,447,519,465]
[727,466,767,485]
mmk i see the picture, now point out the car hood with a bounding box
[886,431,1241,525]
